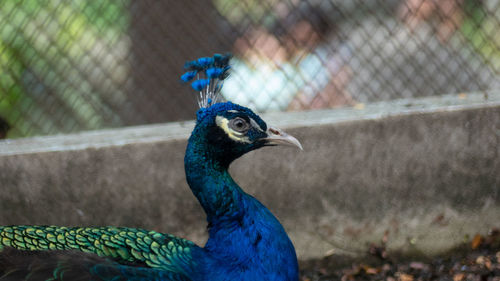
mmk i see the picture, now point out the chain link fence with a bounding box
[1,0,499,138]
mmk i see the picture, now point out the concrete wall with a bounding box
[1,92,499,260]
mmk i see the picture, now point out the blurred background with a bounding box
[0,0,499,138]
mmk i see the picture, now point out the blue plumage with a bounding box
[0,54,301,281]
[181,71,197,82]
[205,67,223,78]
[182,53,232,108]
[191,79,210,91]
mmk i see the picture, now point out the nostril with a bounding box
[269,127,281,135]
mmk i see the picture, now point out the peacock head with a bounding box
[182,54,302,166]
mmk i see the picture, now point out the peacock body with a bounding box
[0,54,301,281]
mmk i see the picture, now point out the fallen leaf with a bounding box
[365,267,379,275]
[485,258,492,270]
[398,273,414,281]
[476,256,485,265]
[453,273,465,281]
[471,234,483,249]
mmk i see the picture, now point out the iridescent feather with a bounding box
[0,225,197,272]
[181,53,231,108]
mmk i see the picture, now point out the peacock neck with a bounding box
[184,129,299,280]
[184,137,245,224]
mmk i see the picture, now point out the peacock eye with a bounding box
[228,117,250,133]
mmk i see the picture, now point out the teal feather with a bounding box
[0,225,197,272]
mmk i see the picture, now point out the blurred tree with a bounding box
[0,0,130,138]
[461,0,500,71]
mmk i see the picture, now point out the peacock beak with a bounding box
[262,127,303,150]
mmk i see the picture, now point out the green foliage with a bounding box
[0,0,130,138]
[461,0,500,71]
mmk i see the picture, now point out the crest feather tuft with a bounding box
[181,53,232,108]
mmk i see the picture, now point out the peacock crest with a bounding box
[181,53,232,108]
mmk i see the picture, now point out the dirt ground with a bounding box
[300,229,500,281]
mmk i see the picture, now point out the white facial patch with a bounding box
[215,116,251,143]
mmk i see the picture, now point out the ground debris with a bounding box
[300,228,500,281]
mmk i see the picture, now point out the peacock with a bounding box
[0,54,302,281]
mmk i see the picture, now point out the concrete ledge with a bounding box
[1,92,499,260]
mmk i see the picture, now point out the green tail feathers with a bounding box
[0,225,196,270]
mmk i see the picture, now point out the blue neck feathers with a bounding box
[184,123,299,281]
[184,125,243,220]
